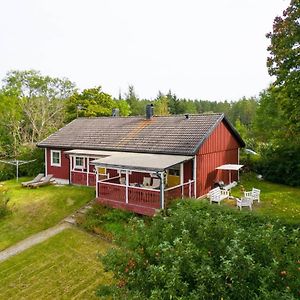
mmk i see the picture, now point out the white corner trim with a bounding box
[45,148,48,175]
[50,150,61,167]
[193,156,197,197]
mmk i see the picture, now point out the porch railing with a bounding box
[98,182,126,202]
[164,180,195,204]
[128,186,160,208]
[98,179,195,209]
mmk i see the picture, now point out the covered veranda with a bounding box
[92,152,195,216]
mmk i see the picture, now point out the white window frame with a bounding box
[75,156,85,169]
[51,150,61,167]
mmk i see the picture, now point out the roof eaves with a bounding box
[36,118,79,148]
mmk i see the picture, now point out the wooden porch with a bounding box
[96,175,195,216]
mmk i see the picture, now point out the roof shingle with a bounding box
[37,113,244,155]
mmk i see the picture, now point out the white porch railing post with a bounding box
[189,180,191,198]
[96,168,99,198]
[181,185,184,199]
[125,170,129,204]
[159,171,165,209]
[86,157,89,186]
[69,155,72,184]
[45,148,48,176]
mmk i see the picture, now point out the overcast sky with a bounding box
[0,0,288,101]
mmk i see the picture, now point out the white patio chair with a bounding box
[244,188,260,203]
[208,187,229,205]
[143,177,151,187]
[150,178,160,189]
[119,177,126,185]
[236,197,252,210]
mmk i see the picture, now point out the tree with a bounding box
[0,94,23,156]
[115,99,131,117]
[97,202,300,299]
[266,0,300,137]
[125,85,141,116]
[1,70,76,100]
[0,70,75,149]
[65,86,117,121]
[154,91,169,116]
[227,97,257,126]
[253,87,286,143]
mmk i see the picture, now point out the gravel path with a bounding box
[0,222,71,263]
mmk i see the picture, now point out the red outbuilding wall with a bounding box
[46,148,69,181]
[195,120,240,197]
[183,160,193,182]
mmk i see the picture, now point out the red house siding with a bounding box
[71,168,118,186]
[183,160,193,182]
[46,148,69,181]
[196,120,240,197]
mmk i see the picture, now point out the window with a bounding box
[75,156,85,169]
[51,150,61,167]
[99,167,106,175]
[168,164,180,176]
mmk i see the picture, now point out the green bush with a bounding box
[80,203,135,240]
[258,143,300,186]
[239,150,261,174]
[0,146,44,181]
[0,188,10,219]
[97,201,300,299]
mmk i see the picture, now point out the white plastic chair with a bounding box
[236,197,252,210]
[151,178,161,189]
[244,188,260,203]
[208,187,229,205]
[119,177,126,185]
[143,177,151,186]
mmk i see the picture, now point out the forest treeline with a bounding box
[0,1,299,185]
[0,69,297,185]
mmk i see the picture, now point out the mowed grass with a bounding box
[0,178,95,250]
[0,228,112,300]
[227,173,300,223]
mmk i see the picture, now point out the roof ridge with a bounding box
[76,113,223,120]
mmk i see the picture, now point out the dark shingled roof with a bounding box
[37,113,245,155]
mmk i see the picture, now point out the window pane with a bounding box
[76,157,84,167]
[99,167,106,175]
[52,152,60,164]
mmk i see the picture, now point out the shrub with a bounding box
[97,201,300,299]
[0,188,10,219]
[258,143,300,186]
[79,203,135,240]
[0,146,44,181]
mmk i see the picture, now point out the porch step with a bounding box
[97,198,158,216]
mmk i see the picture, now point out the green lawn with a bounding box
[0,228,112,300]
[226,173,300,223]
[0,178,95,250]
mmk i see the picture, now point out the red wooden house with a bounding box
[38,109,244,216]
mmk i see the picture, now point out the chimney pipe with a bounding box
[112,108,119,117]
[146,104,154,119]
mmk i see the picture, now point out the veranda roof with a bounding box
[90,151,193,172]
[216,164,244,171]
[65,149,117,157]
